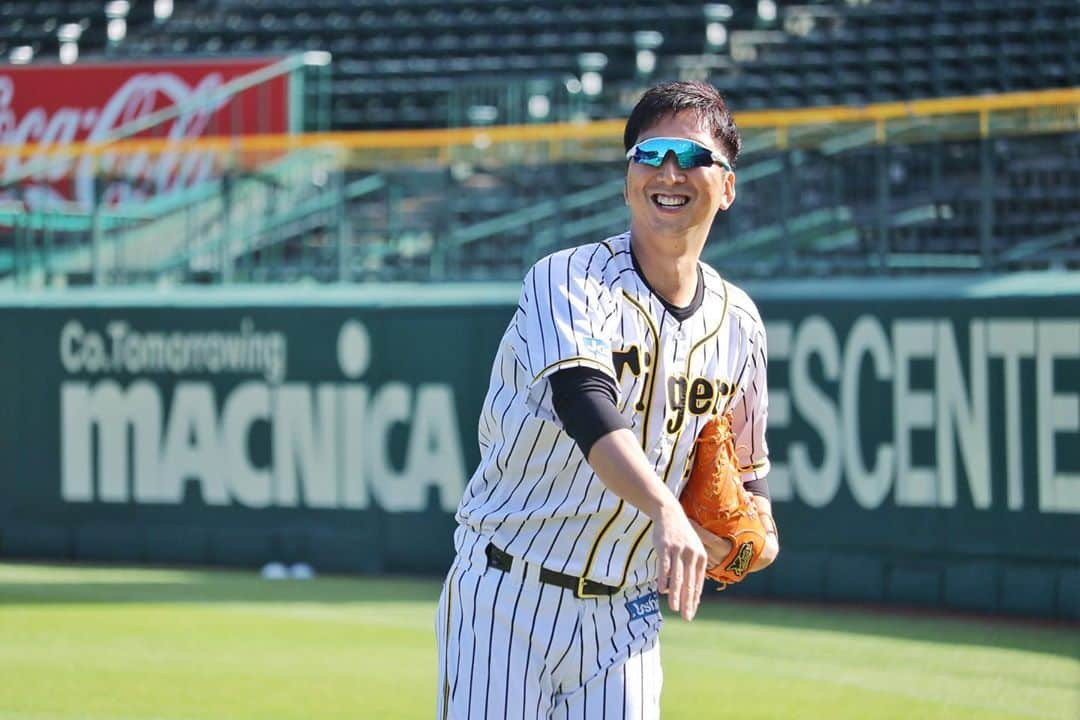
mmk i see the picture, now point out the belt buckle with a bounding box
[576,576,603,599]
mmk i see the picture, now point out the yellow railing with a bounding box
[5,87,1078,170]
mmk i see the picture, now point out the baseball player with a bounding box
[436,81,779,719]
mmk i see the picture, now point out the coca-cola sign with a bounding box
[0,58,290,212]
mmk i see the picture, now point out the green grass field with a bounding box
[0,563,1076,720]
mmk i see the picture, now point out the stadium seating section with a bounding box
[3,0,1078,279]
[6,0,1077,129]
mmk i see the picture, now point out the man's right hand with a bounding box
[585,428,708,621]
[652,500,708,622]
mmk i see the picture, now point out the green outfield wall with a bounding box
[0,276,1077,619]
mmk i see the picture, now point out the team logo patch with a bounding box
[582,336,611,360]
[626,592,660,621]
[725,542,755,578]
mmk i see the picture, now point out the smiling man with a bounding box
[436,81,778,719]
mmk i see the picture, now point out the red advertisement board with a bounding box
[0,57,291,211]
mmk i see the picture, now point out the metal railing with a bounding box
[3,87,1077,286]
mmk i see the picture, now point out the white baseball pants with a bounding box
[436,526,664,720]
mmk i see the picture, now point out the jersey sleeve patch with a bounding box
[510,245,623,427]
[514,248,618,383]
[581,335,611,361]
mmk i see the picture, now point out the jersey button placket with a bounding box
[672,326,687,364]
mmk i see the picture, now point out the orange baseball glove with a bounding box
[679,413,774,588]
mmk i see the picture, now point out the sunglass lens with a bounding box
[636,148,662,165]
[633,139,714,169]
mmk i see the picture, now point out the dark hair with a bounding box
[623,81,742,167]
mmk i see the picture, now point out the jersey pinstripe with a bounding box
[457,231,770,591]
[437,526,663,719]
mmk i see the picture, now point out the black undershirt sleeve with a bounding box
[743,476,771,501]
[549,366,630,457]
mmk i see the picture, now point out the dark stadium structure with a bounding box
[1,0,1078,282]
[8,0,1075,128]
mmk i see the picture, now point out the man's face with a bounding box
[625,110,735,242]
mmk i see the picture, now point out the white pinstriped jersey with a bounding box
[457,231,770,590]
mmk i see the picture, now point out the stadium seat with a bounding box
[6,1,1076,280]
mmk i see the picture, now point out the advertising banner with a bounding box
[753,295,1079,617]
[0,57,290,211]
[0,280,1076,617]
[0,296,506,574]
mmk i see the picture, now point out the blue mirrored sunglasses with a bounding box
[625,136,732,171]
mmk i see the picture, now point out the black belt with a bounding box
[485,542,619,598]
